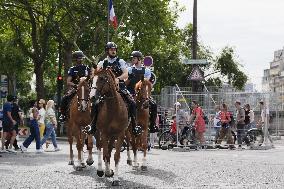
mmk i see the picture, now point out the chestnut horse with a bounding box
[126,79,152,171]
[67,77,94,170]
[95,68,128,186]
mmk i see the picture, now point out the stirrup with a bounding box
[132,125,142,136]
[59,115,66,123]
[83,125,96,135]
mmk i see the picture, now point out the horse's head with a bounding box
[76,76,91,112]
[135,79,152,109]
[96,68,117,97]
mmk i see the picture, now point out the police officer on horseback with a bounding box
[126,51,158,133]
[88,42,142,136]
[59,51,90,122]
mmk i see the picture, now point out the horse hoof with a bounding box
[86,159,94,166]
[81,163,86,168]
[132,165,139,170]
[75,166,83,171]
[105,169,114,177]
[68,161,74,165]
[127,160,132,166]
[141,166,147,171]
[97,170,104,177]
[112,180,120,186]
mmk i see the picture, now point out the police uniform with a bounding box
[127,65,151,95]
[89,57,142,136]
[60,64,90,121]
[126,65,158,133]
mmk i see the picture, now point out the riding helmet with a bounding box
[105,42,118,51]
[72,51,85,60]
[130,51,143,59]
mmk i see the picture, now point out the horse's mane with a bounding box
[135,79,152,92]
[97,68,118,91]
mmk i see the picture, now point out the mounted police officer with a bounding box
[126,51,158,133]
[59,51,90,122]
[88,42,142,136]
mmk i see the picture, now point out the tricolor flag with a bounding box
[109,0,118,29]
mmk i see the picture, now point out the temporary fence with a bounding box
[152,85,284,149]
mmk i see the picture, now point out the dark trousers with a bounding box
[23,120,41,150]
[237,123,245,145]
[149,98,157,131]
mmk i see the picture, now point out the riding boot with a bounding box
[59,95,68,122]
[87,97,100,135]
[149,98,158,132]
[59,90,76,122]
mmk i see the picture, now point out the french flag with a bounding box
[109,0,118,29]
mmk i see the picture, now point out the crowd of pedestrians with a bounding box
[166,99,274,149]
[0,95,60,154]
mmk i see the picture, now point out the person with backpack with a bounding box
[215,103,235,149]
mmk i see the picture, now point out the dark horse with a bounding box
[95,68,129,186]
[67,76,94,170]
[126,79,152,171]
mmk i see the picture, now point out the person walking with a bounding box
[1,95,17,152]
[244,104,255,129]
[20,100,43,153]
[38,99,46,139]
[215,103,235,149]
[213,105,221,143]
[258,100,274,147]
[190,100,206,145]
[235,100,246,149]
[40,100,60,151]
[5,96,23,150]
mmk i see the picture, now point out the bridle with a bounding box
[96,69,116,99]
[76,79,91,111]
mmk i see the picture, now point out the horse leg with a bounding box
[105,137,114,177]
[75,135,84,171]
[86,134,94,166]
[112,134,124,186]
[125,130,132,165]
[95,132,104,177]
[132,139,139,169]
[68,132,74,165]
[141,132,148,171]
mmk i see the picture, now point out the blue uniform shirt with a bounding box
[97,57,127,70]
[3,102,12,125]
[127,66,151,80]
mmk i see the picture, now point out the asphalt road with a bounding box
[0,138,284,189]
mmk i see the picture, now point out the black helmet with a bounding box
[72,51,85,60]
[105,42,117,51]
[130,51,143,58]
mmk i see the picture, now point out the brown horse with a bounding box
[126,79,152,171]
[67,76,94,170]
[95,68,129,186]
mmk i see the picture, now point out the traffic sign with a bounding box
[187,66,204,81]
[143,56,153,67]
[183,59,208,65]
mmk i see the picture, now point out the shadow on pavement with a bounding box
[69,167,154,188]
[129,167,177,184]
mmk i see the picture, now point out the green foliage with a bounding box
[214,47,248,90]
[0,0,249,98]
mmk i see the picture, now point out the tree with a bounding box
[1,0,57,99]
[209,47,248,90]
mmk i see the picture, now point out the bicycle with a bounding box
[158,124,197,150]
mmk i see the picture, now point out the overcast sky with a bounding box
[177,0,284,90]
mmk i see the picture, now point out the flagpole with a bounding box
[107,0,110,42]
